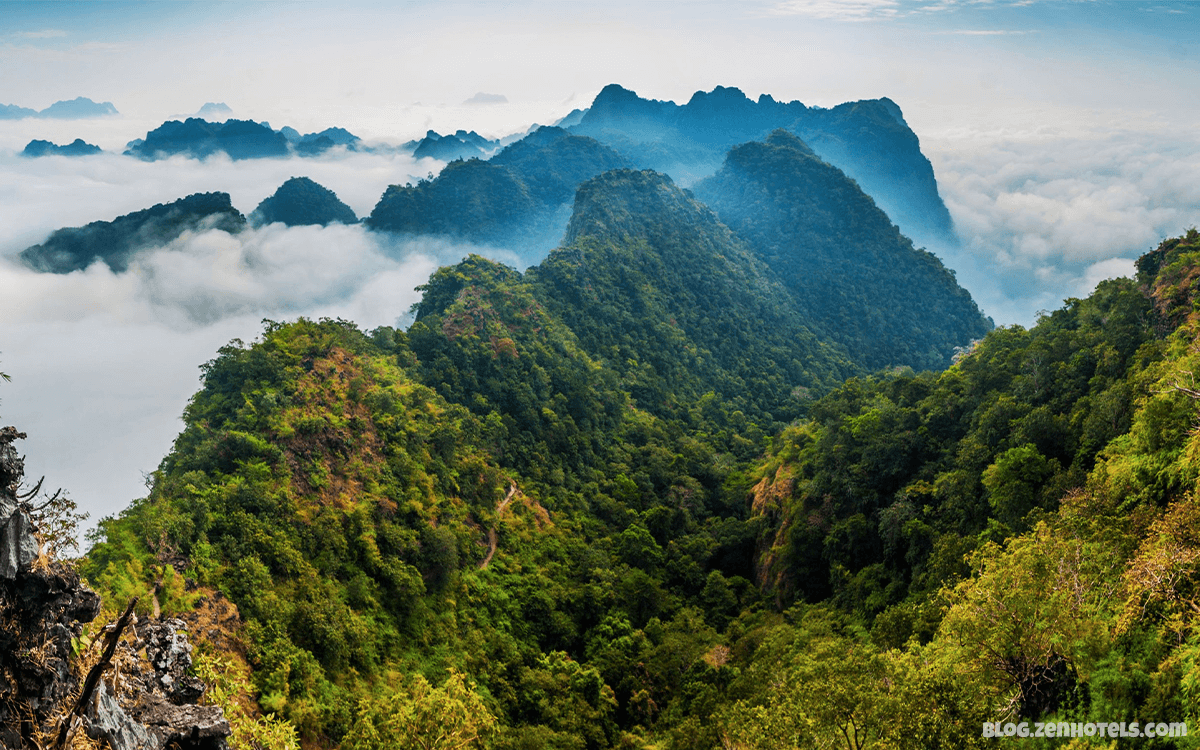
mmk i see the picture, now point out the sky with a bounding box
[0,0,1197,538]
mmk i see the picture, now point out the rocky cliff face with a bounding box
[0,426,231,750]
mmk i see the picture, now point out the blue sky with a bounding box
[0,0,1197,531]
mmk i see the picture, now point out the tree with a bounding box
[342,670,497,750]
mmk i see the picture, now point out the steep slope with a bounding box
[693,129,990,371]
[19,192,246,273]
[572,84,957,246]
[526,168,856,425]
[251,176,358,227]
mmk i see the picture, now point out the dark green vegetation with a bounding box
[19,192,246,274]
[126,118,291,160]
[252,177,359,228]
[571,84,956,246]
[21,138,102,157]
[693,130,990,371]
[73,119,1200,745]
[367,126,627,263]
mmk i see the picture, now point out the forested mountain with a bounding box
[571,84,957,246]
[366,127,627,262]
[21,138,103,157]
[126,118,292,160]
[526,168,855,425]
[693,129,990,371]
[252,176,359,227]
[74,211,1200,748]
[19,192,246,273]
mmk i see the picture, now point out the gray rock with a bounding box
[140,618,206,703]
[85,680,158,750]
[138,695,231,750]
[0,509,38,578]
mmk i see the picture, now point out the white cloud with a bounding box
[919,113,1200,326]
[0,142,541,532]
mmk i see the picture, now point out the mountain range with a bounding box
[7,84,1197,750]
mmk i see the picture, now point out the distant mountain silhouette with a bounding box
[251,177,358,227]
[368,126,626,262]
[126,118,290,160]
[21,139,102,157]
[20,192,246,273]
[195,102,234,119]
[0,98,118,120]
[0,103,38,120]
[37,97,119,119]
[411,130,498,161]
[571,84,957,246]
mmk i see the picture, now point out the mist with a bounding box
[0,137,532,537]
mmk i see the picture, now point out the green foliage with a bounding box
[693,129,991,372]
[193,651,301,750]
[77,215,1200,749]
[342,670,497,750]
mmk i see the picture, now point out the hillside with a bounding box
[75,226,1200,748]
[693,129,990,371]
[19,192,246,273]
[252,176,358,227]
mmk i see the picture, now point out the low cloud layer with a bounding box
[918,112,1200,325]
[0,138,528,535]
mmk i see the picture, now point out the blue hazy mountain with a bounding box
[21,139,103,157]
[368,126,626,262]
[571,84,957,246]
[37,97,119,119]
[279,126,363,156]
[693,129,990,370]
[251,177,358,227]
[410,130,499,161]
[195,102,234,119]
[125,118,291,160]
[0,97,118,120]
[19,192,246,273]
[0,103,39,119]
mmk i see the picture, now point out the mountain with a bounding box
[0,103,38,119]
[251,176,358,227]
[280,126,364,156]
[126,118,290,160]
[571,84,957,246]
[21,138,102,157]
[37,97,119,119]
[195,101,234,119]
[692,129,990,371]
[368,126,627,262]
[523,168,856,425]
[72,147,1200,749]
[0,98,118,120]
[410,129,499,161]
[19,192,246,273]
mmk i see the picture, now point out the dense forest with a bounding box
[60,117,1200,750]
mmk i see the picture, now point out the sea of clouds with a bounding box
[2,102,1198,537]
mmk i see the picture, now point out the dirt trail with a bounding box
[478,482,517,570]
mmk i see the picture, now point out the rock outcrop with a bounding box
[0,425,231,750]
